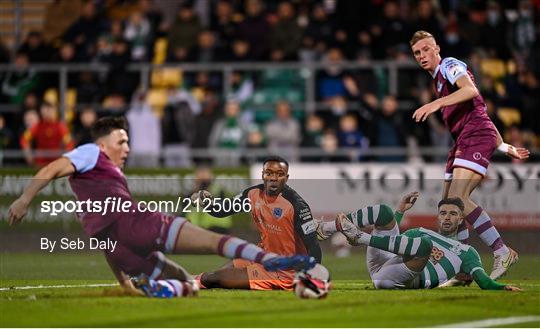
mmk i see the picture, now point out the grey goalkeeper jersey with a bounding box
[403,228,505,290]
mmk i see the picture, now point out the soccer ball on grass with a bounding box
[293,264,331,299]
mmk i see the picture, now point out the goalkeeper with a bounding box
[316,192,521,291]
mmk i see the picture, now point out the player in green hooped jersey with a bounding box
[316,192,521,291]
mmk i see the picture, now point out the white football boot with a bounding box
[490,248,519,280]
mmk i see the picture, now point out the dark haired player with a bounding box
[194,156,321,290]
[317,192,521,291]
[409,30,530,280]
[7,117,314,298]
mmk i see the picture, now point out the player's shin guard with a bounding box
[347,204,394,228]
[369,235,432,257]
[216,235,277,264]
[466,206,509,255]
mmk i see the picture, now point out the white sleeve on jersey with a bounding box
[63,143,100,173]
[440,57,468,85]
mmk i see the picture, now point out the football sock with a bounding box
[457,221,469,244]
[465,206,509,256]
[155,279,193,297]
[346,204,394,228]
[358,234,432,257]
[216,235,278,263]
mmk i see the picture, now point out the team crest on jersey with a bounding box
[437,80,443,93]
[273,207,283,219]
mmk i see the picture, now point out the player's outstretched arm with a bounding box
[494,127,530,160]
[472,267,522,291]
[8,157,75,225]
[413,74,479,122]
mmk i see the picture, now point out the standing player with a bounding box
[7,117,314,298]
[193,156,321,290]
[410,30,529,279]
[317,192,521,291]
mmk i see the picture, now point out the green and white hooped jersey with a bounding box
[403,228,483,289]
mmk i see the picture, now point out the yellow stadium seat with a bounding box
[43,88,58,105]
[481,59,506,80]
[497,107,521,126]
[147,88,168,114]
[153,38,168,64]
[151,68,183,88]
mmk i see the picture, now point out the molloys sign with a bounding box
[250,164,540,230]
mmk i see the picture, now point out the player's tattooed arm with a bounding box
[8,157,76,225]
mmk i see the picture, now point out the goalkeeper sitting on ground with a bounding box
[316,192,521,291]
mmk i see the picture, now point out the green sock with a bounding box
[368,235,432,257]
[346,204,394,228]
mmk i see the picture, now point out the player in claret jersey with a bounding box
[410,30,530,280]
[317,192,521,291]
[8,117,314,298]
[194,156,321,291]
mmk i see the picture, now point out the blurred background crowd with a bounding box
[0,0,539,167]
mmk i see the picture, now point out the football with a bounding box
[293,264,332,299]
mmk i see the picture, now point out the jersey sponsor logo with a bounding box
[273,207,283,219]
[301,220,316,235]
[430,246,445,264]
[299,207,312,221]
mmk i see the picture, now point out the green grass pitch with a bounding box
[1,252,539,327]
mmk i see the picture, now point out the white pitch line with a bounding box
[438,315,540,328]
[0,283,118,291]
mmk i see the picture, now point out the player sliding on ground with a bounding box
[316,192,521,291]
[191,156,321,290]
[7,117,315,298]
[410,31,530,281]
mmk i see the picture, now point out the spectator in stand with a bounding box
[63,0,107,61]
[210,0,238,51]
[226,38,253,61]
[372,95,406,162]
[73,105,97,146]
[316,48,359,102]
[1,52,38,105]
[17,31,53,63]
[209,99,247,167]
[301,113,324,162]
[188,30,226,62]
[235,0,270,60]
[510,0,537,58]
[303,3,335,59]
[0,37,9,64]
[269,1,303,61]
[137,0,164,38]
[193,90,220,152]
[410,0,444,42]
[101,38,137,102]
[127,91,161,167]
[167,4,203,62]
[337,114,368,162]
[20,102,74,167]
[124,10,153,61]
[42,0,83,43]
[162,95,197,168]
[0,114,13,165]
[370,1,410,59]
[441,16,472,59]
[482,1,511,59]
[265,100,301,162]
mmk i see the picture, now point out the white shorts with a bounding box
[367,224,420,289]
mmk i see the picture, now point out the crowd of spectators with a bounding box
[0,0,539,167]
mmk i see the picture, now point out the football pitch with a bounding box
[1,252,539,327]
